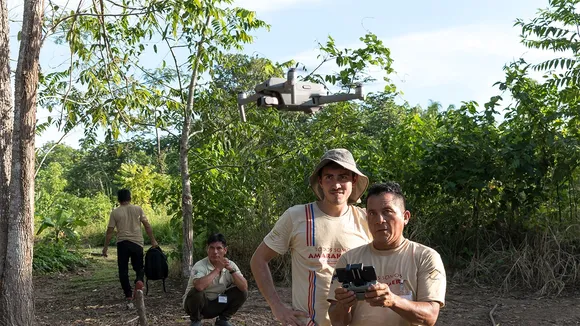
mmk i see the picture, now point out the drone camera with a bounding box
[257,95,279,107]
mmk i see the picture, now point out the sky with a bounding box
[6,0,560,148]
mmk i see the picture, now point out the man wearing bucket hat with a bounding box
[251,148,372,326]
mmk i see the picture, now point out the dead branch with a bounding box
[489,303,498,326]
[135,289,147,325]
[126,316,139,324]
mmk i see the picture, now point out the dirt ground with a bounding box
[34,253,580,326]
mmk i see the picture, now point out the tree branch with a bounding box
[189,149,297,175]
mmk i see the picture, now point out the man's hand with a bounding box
[223,258,234,272]
[151,240,158,247]
[334,287,357,310]
[364,283,396,308]
[213,257,228,270]
[271,303,309,326]
[102,247,108,258]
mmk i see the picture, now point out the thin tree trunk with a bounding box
[0,0,43,324]
[0,0,13,290]
[180,14,211,278]
[180,112,194,278]
[154,110,164,173]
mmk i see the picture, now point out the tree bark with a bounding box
[180,110,194,278]
[0,0,44,324]
[0,0,13,291]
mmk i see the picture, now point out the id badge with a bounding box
[218,294,228,304]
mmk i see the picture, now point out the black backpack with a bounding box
[144,246,168,294]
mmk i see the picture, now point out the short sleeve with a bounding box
[263,208,294,255]
[190,261,207,281]
[327,254,349,302]
[416,250,446,307]
[107,211,116,228]
[139,206,148,222]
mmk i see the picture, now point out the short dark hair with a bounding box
[117,189,131,202]
[364,182,406,210]
[207,233,227,247]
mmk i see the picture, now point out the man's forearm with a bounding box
[328,302,352,326]
[144,225,156,244]
[250,256,283,308]
[391,298,439,326]
[104,229,114,247]
[231,271,248,291]
[193,269,221,291]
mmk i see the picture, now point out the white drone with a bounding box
[236,68,365,122]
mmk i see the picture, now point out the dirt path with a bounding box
[34,252,580,325]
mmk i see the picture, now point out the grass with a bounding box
[57,246,180,293]
[456,227,580,296]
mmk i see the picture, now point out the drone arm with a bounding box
[315,85,365,105]
[237,92,262,122]
[238,92,261,106]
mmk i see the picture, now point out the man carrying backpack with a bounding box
[102,188,158,302]
[183,233,248,326]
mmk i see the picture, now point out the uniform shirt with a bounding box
[264,203,371,326]
[182,257,243,306]
[327,239,446,326]
[107,204,147,247]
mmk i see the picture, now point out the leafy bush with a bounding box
[33,242,88,274]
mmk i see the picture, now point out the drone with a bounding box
[236,68,365,122]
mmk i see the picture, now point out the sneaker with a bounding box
[190,321,202,326]
[215,317,233,326]
[133,280,144,299]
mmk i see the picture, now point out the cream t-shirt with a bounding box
[264,203,372,326]
[327,239,446,326]
[107,204,148,247]
[182,257,242,306]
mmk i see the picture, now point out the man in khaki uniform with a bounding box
[103,189,158,300]
[251,148,372,326]
[328,182,446,326]
[183,233,248,326]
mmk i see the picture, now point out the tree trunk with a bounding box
[0,0,44,324]
[180,115,194,278]
[179,14,211,278]
[0,0,13,292]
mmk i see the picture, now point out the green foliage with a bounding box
[33,242,88,274]
[307,32,397,93]
[39,0,270,143]
[515,0,580,88]
[114,163,169,211]
[36,209,88,244]
[30,0,580,293]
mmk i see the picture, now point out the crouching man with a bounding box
[183,233,248,326]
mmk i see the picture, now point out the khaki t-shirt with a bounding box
[327,239,446,326]
[107,204,147,247]
[182,257,242,306]
[264,203,372,326]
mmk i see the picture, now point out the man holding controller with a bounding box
[327,182,446,326]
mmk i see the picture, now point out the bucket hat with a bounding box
[309,148,369,203]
